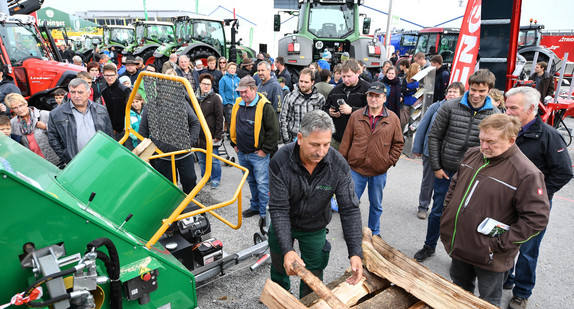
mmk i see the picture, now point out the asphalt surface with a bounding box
[192,117,574,309]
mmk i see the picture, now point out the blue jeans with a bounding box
[505,200,552,299]
[196,148,222,184]
[418,155,435,212]
[154,154,197,194]
[238,151,270,217]
[424,170,454,249]
[351,170,387,236]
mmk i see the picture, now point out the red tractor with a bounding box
[0,13,82,109]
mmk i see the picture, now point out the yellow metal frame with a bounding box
[118,72,248,249]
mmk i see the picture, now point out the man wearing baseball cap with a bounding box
[229,75,279,223]
[338,81,404,236]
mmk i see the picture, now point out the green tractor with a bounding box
[274,0,385,75]
[101,25,136,65]
[130,21,175,65]
[162,17,255,67]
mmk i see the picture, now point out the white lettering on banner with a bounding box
[449,0,482,87]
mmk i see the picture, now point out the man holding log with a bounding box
[268,109,364,298]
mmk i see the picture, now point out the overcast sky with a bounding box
[42,0,573,30]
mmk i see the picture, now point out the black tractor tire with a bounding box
[188,47,217,64]
[154,56,169,72]
[141,49,156,66]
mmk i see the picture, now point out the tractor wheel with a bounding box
[154,56,169,72]
[188,47,217,65]
[286,64,303,86]
[142,49,156,66]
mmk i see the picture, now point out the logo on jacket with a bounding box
[537,188,543,196]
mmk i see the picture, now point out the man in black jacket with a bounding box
[529,61,555,101]
[414,69,499,263]
[430,55,450,102]
[101,63,132,141]
[503,87,572,309]
[268,110,363,298]
[323,59,370,149]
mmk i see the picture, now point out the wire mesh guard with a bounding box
[143,75,192,151]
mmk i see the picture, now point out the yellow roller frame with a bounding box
[118,71,248,249]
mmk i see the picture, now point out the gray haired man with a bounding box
[268,109,363,298]
[47,78,113,166]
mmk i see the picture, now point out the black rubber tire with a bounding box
[188,47,217,64]
[253,232,265,245]
[141,49,156,66]
[154,56,168,72]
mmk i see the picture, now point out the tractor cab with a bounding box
[518,21,544,48]
[414,27,459,64]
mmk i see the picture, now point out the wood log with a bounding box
[408,301,433,309]
[362,227,497,309]
[352,285,419,309]
[293,261,349,309]
[309,269,389,309]
[301,271,352,307]
[260,279,307,309]
[131,138,156,161]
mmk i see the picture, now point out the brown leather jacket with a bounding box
[339,106,404,176]
[440,145,550,272]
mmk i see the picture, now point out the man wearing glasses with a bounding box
[47,78,113,166]
[100,63,132,142]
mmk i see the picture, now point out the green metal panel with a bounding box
[0,134,197,308]
[56,132,186,241]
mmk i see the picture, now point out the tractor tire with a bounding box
[142,49,156,66]
[519,51,553,78]
[188,47,217,65]
[286,64,302,86]
[154,56,168,72]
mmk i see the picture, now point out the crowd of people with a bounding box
[0,48,571,309]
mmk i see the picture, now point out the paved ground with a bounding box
[192,118,574,309]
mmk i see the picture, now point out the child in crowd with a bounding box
[119,76,132,89]
[130,92,144,147]
[53,88,67,105]
[0,114,20,143]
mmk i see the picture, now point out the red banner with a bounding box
[449,0,482,88]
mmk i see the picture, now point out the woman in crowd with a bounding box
[401,63,421,128]
[197,73,224,189]
[6,93,59,166]
[218,62,240,134]
[217,57,228,75]
[489,88,506,113]
[87,61,105,104]
[382,67,403,124]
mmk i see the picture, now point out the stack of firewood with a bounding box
[260,227,497,309]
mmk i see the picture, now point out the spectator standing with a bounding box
[315,69,334,101]
[440,114,550,306]
[401,63,421,128]
[381,67,403,127]
[0,63,22,117]
[358,60,373,83]
[87,61,105,104]
[279,68,325,143]
[329,64,343,86]
[317,50,332,71]
[138,95,200,194]
[378,60,393,81]
[217,57,227,75]
[430,55,450,102]
[6,93,60,165]
[414,69,499,262]
[257,61,284,116]
[120,56,141,86]
[412,82,465,219]
[196,73,224,189]
[202,56,223,94]
[324,59,370,149]
[129,92,144,147]
[0,114,20,142]
[47,78,113,166]
[219,62,240,134]
[397,59,410,81]
[489,89,506,113]
[237,58,254,78]
[162,53,178,74]
[529,61,555,100]
[268,110,363,298]
[278,77,290,98]
[230,76,279,221]
[413,52,430,69]
[503,87,572,309]
[339,82,404,236]
[101,63,132,141]
[72,55,84,67]
[175,55,199,93]
[275,56,292,91]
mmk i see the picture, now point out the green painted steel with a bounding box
[57,132,185,241]
[0,134,198,308]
